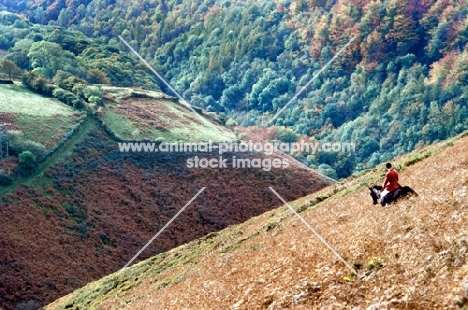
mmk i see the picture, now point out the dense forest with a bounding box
[1,0,468,178]
[0,10,159,90]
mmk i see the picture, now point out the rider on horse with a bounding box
[380,163,400,206]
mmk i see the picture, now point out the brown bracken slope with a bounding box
[45,132,468,310]
[0,122,331,310]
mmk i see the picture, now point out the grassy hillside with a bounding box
[0,83,84,149]
[45,131,468,309]
[100,86,236,142]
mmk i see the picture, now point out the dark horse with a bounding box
[369,185,418,206]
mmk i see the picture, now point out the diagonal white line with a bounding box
[118,187,206,274]
[118,35,208,124]
[269,187,357,274]
[268,36,356,125]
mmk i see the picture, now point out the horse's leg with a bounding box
[380,189,391,206]
[379,192,386,206]
[391,188,402,203]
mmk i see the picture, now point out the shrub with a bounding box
[53,70,73,87]
[225,118,238,128]
[31,75,47,92]
[61,76,87,92]
[22,71,38,88]
[83,85,103,105]
[366,257,383,271]
[52,87,85,109]
[42,83,57,96]
[88,95,102,105]
[0,169,13,186]
[19,141,47,160]
[22,71,50,94]
[317,163,338,180]
[19,151,36,169]
[276,127,299,143]
[7,131,48,160]
[263,221,278,232]
[217,112,227,124]
[83,85,103,99]
[71,82,87,98]
[45,74,89,108]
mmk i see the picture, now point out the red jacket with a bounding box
[383,169,399,192]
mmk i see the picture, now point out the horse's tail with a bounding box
[407,186,418,196]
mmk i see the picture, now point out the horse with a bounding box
[368,185,418,206]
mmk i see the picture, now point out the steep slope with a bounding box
[45,132,468,309]
[0,89,332,310]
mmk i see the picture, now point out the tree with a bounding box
[220,85,243,110]
[360,1,384,37]
[361,30,386,63]
[455,50,468,85]
[27,41,75,79]
[0,60,22,81]
[19,151,36,170]
[317,164,338,180]
[87,69,110,85]
[276,127,299,143]
[387,13,420,55]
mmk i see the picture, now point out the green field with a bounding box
[0,83,85,148]
[101,87,236,142]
